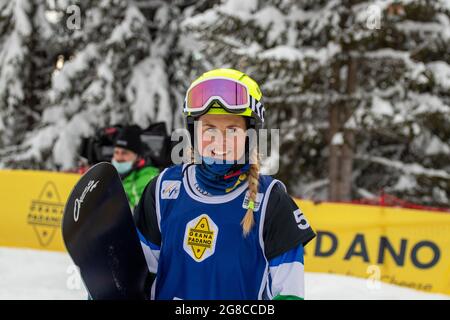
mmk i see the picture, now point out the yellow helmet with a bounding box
[183,68,265,126]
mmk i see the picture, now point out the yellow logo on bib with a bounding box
[183,214,218,262]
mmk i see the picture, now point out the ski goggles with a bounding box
[184,77,252,116]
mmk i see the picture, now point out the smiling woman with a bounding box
[197,113,247,163]
[194,113,249,196]
[133,68,316,300]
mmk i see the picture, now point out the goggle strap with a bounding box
[249,96,265,123]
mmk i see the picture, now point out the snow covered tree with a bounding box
[0,0,34,154]
[334,0,450,208]
[5,0,152,169]
[1,0,218,170]
[131,0,222,130]
[0,0,57,166]
[182,0,450,207]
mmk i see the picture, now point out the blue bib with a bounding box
[152,164,282,300]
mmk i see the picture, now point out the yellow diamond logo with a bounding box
[27,181,64,247]
[183,214,218,262]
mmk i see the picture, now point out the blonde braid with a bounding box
[241,150,260,237]
[190,147,195,164]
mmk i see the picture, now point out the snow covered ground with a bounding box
[0,247,448,300]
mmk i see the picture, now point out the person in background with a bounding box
[112,125,159,209]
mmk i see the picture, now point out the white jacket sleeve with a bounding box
[268,244,305,300]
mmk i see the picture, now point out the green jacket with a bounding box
[122,165,159,209]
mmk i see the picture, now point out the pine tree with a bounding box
[132,0,221,130]
[348,0,450,207]
[0,0,34,152]
[9,0,152,170]
[1,0,218,170]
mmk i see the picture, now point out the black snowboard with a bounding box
[62,162,149,300]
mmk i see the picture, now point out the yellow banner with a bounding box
[0,170,79,252]
[296,200,450,295]
[0,170,449,295]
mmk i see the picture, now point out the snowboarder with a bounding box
[112,125,159,209]
[134,68,316,300]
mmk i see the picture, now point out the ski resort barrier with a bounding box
[297,200,450,295]
[0,170,79,252]
[0,169,449,295]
